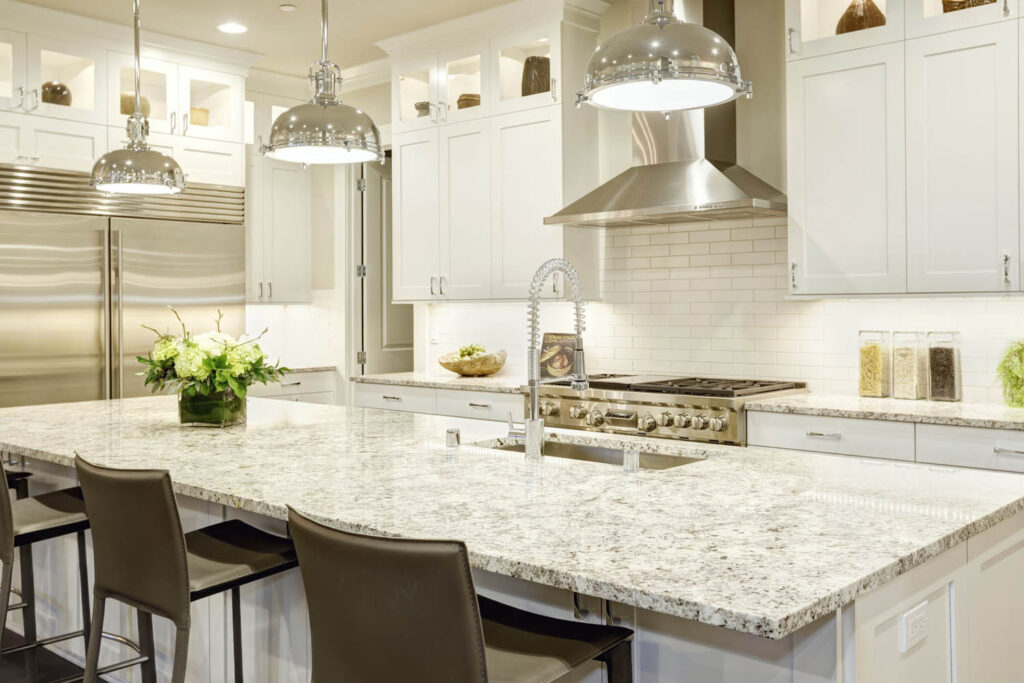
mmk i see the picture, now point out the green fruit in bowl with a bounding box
[458,343,486,359]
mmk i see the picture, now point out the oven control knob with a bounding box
[539,401,560,417]
[656,411,676,427]
[691,414,709,430]
[586,410,604,427]
[568,404,585,419]
[709,416,729,432]
[673,414,692,429]
[638,414,657,432]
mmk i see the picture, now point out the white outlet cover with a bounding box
[898,600,929,653]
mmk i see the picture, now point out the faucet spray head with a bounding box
[570,348,588,391]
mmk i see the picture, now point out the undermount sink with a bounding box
[492,441,700,471]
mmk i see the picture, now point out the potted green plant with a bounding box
[137,309,288,426]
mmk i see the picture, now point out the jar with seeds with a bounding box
[858,330,891,398]
[927,332,962,402]
[892,331,927,399]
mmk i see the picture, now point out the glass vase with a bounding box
[178,389,246,427]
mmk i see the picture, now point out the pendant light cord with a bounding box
[133,0,142,116]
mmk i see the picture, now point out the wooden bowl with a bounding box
[438,350,507,377]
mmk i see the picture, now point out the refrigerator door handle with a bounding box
[102,226,112,399]
[111,228,125,399]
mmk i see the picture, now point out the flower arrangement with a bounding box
[997,339,1024,408]
[137,308,288,425]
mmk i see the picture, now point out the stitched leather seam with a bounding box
[458,544,488,683]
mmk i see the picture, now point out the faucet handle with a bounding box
[507,412,527,441]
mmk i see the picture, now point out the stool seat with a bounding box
[185,519,298,598]
[6,472,31,486]
[12,487,88,543]
[479,595,634,683]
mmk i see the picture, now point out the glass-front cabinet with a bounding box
[905,0,1017,37]
[439,43,487,124]
[393,56,436,133]
[178,66,244,143]
[490,26,560,115]
[107,53,178,134]
[0,29,26,112]
[785,0,905,59]
[25,35,107,124]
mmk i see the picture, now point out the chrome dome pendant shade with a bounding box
[91,0,184,195]
[576,0,751,112]
[262,0,382,165]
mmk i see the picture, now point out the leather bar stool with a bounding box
[76,456,298,683]
[0,455,90,682]
[288,506,635,683]
[6,471,32,500]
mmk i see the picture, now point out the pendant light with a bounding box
[576,0,751,112]
[262,0,382,164]
[91,0,184,195]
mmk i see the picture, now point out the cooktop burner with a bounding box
[632,377,799,398]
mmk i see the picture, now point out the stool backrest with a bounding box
[288,506,489,683]
[0,454,12,565]
[75,456,190,629]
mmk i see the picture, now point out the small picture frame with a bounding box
[539,333,576,379]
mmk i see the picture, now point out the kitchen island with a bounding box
[1,397,1023,682]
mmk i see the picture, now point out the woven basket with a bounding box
[942,0,995,11]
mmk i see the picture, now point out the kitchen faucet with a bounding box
[510,258,589,460]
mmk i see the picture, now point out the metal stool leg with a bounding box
[83,591,105,682]
[232,585,243,683]
[17,544,37,680]
[76,531,91,645]
[138,609,157,683]
[0,559,12,655]
[601,640,634,683]
[171,625,190,683]
[13,477,28,500]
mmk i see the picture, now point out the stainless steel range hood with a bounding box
[545,0,786,228]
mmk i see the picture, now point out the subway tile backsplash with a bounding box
[428,218,1024,403]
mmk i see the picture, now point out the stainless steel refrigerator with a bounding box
[0,202,245,408]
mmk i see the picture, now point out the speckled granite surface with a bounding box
[748,394,1024,431]
[353,371,525,394]
[287,366,337,374]
[2,396,1023,640]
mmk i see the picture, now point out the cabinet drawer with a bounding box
[249,371,334,398]
[435,389,525,421]
[354,384,436,414]
[747,412,915,461]
[271,391,335,405]
[916,424,1024,473]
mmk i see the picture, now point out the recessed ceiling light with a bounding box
[279,3,297,11]
[217,22,247,34]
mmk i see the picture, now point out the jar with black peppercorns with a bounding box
[927,331,962,402]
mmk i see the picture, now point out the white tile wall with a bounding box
[428,218,1024,403]
[245,289,338,369]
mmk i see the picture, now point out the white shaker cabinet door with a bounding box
[439,118,492,300]
[392,128,441,301]
[262,159,311,303]
[787,44,907,294]
[906,23,1019,293]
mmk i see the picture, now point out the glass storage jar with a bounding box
[859,330,891,398]
[927,332,962,402]
[892,331,927,399]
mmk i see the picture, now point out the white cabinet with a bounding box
[787,44,907,294]
[178,65,244,143]
[439,118,492,300]
[906,0,1018,38]
[245,150,311,304]
[354,383,526,420]
[1,111,106,172]
[915,423,1024,472]
[0,28,27,112]
[354,383,438,414]
[107,53,180,135]
[393,127,441,300]
[23,34,107,125]
[906,23,1019,292]
[489,26,562,115]
[784,0,906,60]
[747,411,917,461]
[107,126,242,187]
[248,371,335,404]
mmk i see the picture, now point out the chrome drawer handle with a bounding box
[993,446,1024,457]
[281,381,302,387]
[468,403,491,409]
[806,431,842,440]
[382,395,402,401]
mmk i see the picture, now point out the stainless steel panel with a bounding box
[112,218,245,398]
[0,211,107,407]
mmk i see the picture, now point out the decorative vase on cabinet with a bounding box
[836,0,887,34]
[942,0,995,12]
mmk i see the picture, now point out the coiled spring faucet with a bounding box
[518,258,589,460]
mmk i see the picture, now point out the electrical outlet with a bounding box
[898,600,928,653]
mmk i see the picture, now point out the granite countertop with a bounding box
[747,394,1024,431]
[353,371,525,394]
[286,366,337,374]
[2,397,1024,640]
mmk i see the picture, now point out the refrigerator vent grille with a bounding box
[0,164,244,224]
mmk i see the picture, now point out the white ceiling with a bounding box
[18,0,518,75]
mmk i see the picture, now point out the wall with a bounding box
[427,218,1024,403]
[245,290,339,369]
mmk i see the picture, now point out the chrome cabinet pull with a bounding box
[170,111,177,134]
[382,395,402,401]
[1004,0,1010,16]
[550,76,558,102]
[439,276,447,296]
[430,276,438,296]
[281,381,302,387]
[183,111,189,134]
[1004,253,1011,285]
[27,88,39,111]
[806,430,842,440]
[11,86,23,110]
[787,28,799,55]
[994,446,1024,457]
[437,101,447,122]
[790,262,798,289]
[15,154,40,163]
[258,281,263,300]
[268,281,272,299]
[468,402,491,409]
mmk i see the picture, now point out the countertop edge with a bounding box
[352,374,525,394]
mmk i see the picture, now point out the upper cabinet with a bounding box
[107,54,178,135]
[177,65,244,143]
[785,0,906,60]
[0,28,26,112]
[491,26,561,115]
[25,36,107,124]
[906,0,1018,37]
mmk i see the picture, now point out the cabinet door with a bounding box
[108,126,242,187]
[490,26,562,115]
[787,45,906,294]
[108,52,179,135]
[25,35,106,125]
[784,0,905,61]
[906,23,1018,293]
[490,106,564,299]
[0,28,27,112]
[244,149,264,303]
[393,128,441,301]
[178,65,244,143]
[27,118,106,172]
[0,110,28,164]
[439,119,491,300]
[391,55,439,134]
[438,43,489,125]
[262,159,311,303]
[906,0,1018,38]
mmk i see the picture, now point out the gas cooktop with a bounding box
[552,375,798,398]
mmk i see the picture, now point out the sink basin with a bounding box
[492,441,700,470]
